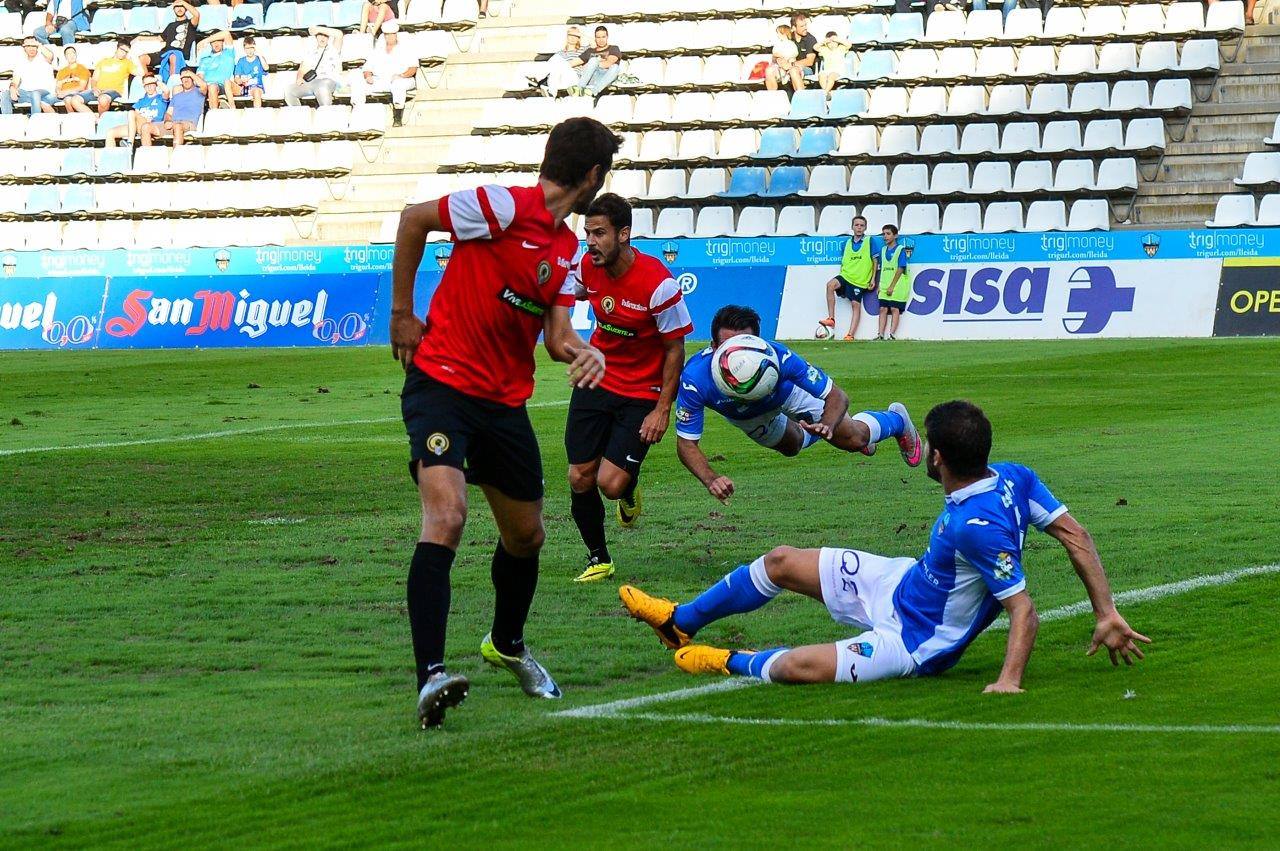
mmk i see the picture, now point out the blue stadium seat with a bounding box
[62,185,95,214]
[25,186,61,214]
[796,127,838,158]
[752,128,798,159]
[787,90,827,121]
[854,50,896,81]
[334,0,364,27]
[298,2,334,27]
[718,167,768,198]
[126,6,161,33]
[828,89,867,119]
[125,75,144,102]
[200,4,231,30]
[264,2,300,28]
[885,13,924,43]
[59,149,94,176]
[96,148,131,176]
[761,166,806,197]
[97,112,128,139]
[90,8,125,34]
[850,13,887,42]
[235,3,265,27]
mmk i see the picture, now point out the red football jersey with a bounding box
[414,184,578,407]
[574,248,693,401]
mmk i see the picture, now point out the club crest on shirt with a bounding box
[601,295,616,313]
[847,641,874,659]
[426,433,450,456]
[807,365,821,384]
[995,551,1015,581]
[536,260,552,285]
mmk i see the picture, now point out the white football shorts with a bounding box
[728,385,825,449]
[818,547,918,684]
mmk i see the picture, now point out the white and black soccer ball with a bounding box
[814,323,833,340]
[711,334,780,402]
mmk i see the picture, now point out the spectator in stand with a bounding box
[194,30,235,107]
[76,39,136,116]
[874,224,910,341]
[764,24,801,93]
[285,25,343,107]
[361,0,395,35]
[790,14,818,83]
[32,0,89,46]
[104,73,168,147]
[229,36,266,109]
[0,37,57,115]
[530,26,584,97]
[142,66,206,146]
[350,21,417,126]
[815,30,851,98]
[54,44,91,112]
[140,0,203,84]
[574,25,622,97]
[973,0,1016,20]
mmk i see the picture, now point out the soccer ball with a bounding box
[711,334,780,402]
[814,323,833,340]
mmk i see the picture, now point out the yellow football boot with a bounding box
[674,645,732,676]
[619,584,691,649]
[573,557,615,583]
[617,485,642,528]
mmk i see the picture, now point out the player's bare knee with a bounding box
[764,546,800,585]
[568,465,597,493]
[776,441,801,458]
[597,471,630,501]
[769,650,831,684]
[504,521,545,557]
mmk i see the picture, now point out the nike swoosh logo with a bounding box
[521,241,542,250]
[626,455,639,463]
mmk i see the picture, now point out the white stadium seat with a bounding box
[986,85,1028,115]
[1068,198,1111,231]
[946,86,987,117]
[1083,119,1124,152]
[927,163,970,195]
[1040,120,1082,153]
[888,163,929,195]
[972,161,1014,194]
[859,203,899,229]
[817,204,857,235]
[1138,41,1179,74]
[1053,159,1095,193]
[1013,160,1054,193]
[836,125,878,157]
[685,168,727,197]
[1023,200,1067,231]
[1255,195,1280,226]
[959,123,999,155]
[735,207,776,237]
[654,207,695,238]
[630,207,655,239]
[694,206,735,237]
[850,164,889,195]
[1098,43,1138,75]
[677,130,717,160]
[1057,45,1097,78]
[644,169,686,199]
[918,124,958,157]
[803,165,847,197]
[775,205,817,237]
[999,123,1040,154]
[1097,158,1139,192]
[982,201,1024,232]
[1165,2,1206,35]
[900,203,940,234]
[1124,117,1167,151]
[941,202,982,234]
[1178,40,1221,73]
[877,125,919,157]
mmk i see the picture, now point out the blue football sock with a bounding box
[852,409,905,443]
[726,647,789,680]
[672,559,781,635]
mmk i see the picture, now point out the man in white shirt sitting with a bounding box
[32,0,90,46]
[1,37,58,115]
[349,20,417,127]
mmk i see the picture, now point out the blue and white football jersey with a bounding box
[673,340,833,441]
[893,462,1068,675]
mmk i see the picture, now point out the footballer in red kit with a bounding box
[389,118,622,729]
[564,194,692,583]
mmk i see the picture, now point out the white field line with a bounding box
[554,564,1280,722]
[616,712,1280,736]
[0,399,570,457]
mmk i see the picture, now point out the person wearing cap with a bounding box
[285,25,343,108]
[530,26,584,98]
[142,66,206,147]
[194,30,236,108]
[349,21,417,127]
[103,73,168,148]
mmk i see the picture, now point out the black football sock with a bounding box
[407,541,456,690]
[620,473,638,504]
[570,487,610,562]
[490,541,539,656]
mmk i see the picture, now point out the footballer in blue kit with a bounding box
[674,305,923,502]
[623,400,1150,691]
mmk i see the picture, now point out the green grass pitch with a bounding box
[3,338,1279,847]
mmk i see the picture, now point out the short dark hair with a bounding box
[825,30,837,37]
[882,223,899,235]
[790,12,808,25]
[924,400,992,480]
[586,192,631,231]
[852,215,867,225]
[711,305,761,339]
[116,38,131,49]
[243,36,256,45]
[595,25,608,34]
[539,117,621,190]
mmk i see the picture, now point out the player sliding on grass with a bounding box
[674,304,922,503]
[623,400,1150,690]
[565,193,691,583]
[390,117,621,728]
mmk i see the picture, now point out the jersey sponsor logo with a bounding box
[847,641,874,659]
[536,260,552,285]
[621,297,646,311]
[601,295,615,313]
[676,406,693,423]
[838,550,860,594]
[994,551,1015,581]
[596,320,636,337]
[498,286,545,317]
[426,432,450,456]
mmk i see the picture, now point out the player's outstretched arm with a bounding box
[543,306,605,389]
[639,338,686,445]
[1044,513,1151,666]
[389,200,441,370]
[676,436,733,502]
[800,383,849,440]
[986,590,1038,694]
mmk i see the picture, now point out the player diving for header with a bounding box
[622,400,1150,691]
[673,304,922,503]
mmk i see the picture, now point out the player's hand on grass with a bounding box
[1087,611,1151,666]
[639,408,669,444]
[390,309,426,370]
[707,475,734,503]
[983,680,1025,695]
[800,420,833,440]
[566,345,606,389]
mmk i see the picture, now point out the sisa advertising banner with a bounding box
[776,260,1222,341]
[1213,258,1280,337]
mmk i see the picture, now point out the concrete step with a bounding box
[1211,78,1280,104]
[1139,176,1238,196]
[1155,156,1248,182]
[1183,115,1277,142]
[1132,195,1221,226]
[1165,138,1271,156]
